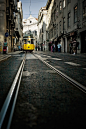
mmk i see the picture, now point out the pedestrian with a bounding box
[72,38,77,55]
[69,41,73,54]
[38,46,40,51]
[52,43,55,53]
[57,43,61,52]
[4,39,8,54]
[35,45,37,51]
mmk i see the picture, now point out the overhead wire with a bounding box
[29,0,31,15]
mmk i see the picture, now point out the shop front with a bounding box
[81,30,86,53]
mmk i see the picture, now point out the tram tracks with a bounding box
[0,52,86,129]
[0,54,26,129]
[34,53,86,94]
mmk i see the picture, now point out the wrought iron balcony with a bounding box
[11,19,14,24]
[8,15,11,20]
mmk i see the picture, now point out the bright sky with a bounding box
[20,0,48,19]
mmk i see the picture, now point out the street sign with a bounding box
[5,32,9,37]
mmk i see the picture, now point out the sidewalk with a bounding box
[33,51,86,57]
[0,51,22,62]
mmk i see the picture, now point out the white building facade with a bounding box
[23,15,38,46]
[37,6,47,51]
[15,1,23,48]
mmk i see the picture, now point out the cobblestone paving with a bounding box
[11,53,86,129]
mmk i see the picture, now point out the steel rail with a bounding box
[34,54,86,93]
[0,54,26,129]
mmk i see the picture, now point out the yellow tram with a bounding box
[23,36,35,52]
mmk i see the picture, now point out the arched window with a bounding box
[59,1,62,11]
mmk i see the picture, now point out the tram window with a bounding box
[31,39,34,44]
[27,41,31,44]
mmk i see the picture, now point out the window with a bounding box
[54,9,56,20]
[53,29,54,37]
[57,24,58,33]
[52,13,54,22]
[63,17,66,30]
[68,12,71,27]
[51,29,52,38]
[63,0,66,8]
[35,31,37,36]
[59,21,61,33]
[54,25,56,35]
[59,1,62,11]
[67,0,71,5]
[83,0,86,19]
[56,5,58,17]
[74,5,78,23]
[30,20,32,23]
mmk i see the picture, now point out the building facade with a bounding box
[15,1,23,48]
[23,15,38,46]
[37,6,47,51]
[0,0,23,53]
[44,0,86,53]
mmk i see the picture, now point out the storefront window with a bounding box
[74,5,78,23]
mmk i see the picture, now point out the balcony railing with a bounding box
[6,25,9,30]
[10,0,14,5]
[10,30,12,35]
[11,19,14,24]
[8,15,11,20]
[6,7,10,15]
[12,5,15,10]
[12,22,15,28]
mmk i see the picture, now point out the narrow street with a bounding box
[8,52,86,129]
[0,0,86,129]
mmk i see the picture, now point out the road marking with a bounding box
[12,55,21,56]
[26,54,37,59]
[47,56,51,58]
[42,55,46,56]
[65,62,81,66]
[23,71,37,76]
[52,58,62,60]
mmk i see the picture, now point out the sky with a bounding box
[20,0,48,19]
